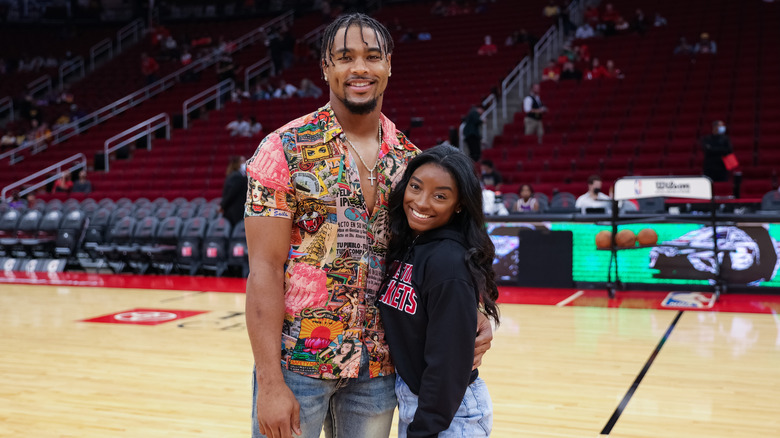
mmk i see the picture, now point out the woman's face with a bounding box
[520,186,532,200]
[403,163,460,235]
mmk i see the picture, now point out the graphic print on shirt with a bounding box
[288,308,346,377]
[295,197,332,234]
[378,262,418,315]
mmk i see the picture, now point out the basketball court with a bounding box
[2,272,779,437]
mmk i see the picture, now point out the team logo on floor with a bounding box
[661,292,716,309]
[81,308,208,325]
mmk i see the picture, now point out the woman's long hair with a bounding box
[385,145,500,324]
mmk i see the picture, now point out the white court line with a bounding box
[556,290,584,307]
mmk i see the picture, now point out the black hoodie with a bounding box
[378,226,479,437]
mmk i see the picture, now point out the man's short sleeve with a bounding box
[245,134,296,219]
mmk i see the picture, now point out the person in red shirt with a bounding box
[586,58,608,79]
[140,52,159,85]
[52,173,73,194]
[477,35,497,56]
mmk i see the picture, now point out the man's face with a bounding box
[589,180,602,193]
[532,84,541,94]
[322,24,392,115]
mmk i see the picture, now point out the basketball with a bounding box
[637,228,658,246]
[595,230,612,249]
[616,229,636,247]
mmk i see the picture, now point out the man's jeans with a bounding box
[252,349,396,438]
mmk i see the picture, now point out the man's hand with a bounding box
[473,312,494,370]
[256,378,302,438]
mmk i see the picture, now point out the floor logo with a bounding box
[661,292,716,309]
[81,308,208,325]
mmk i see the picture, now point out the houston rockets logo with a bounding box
[378,262,418,315]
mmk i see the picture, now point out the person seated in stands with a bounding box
[575,175,611,213]
[226,113,250,137]
[560,61,583,81]
[251,79,274,100]
[515,184,540,213]
[231,88,251,103]
[599,3,621,36]
[631,9,648,35]
[575,22,596,39]
[1,130,17,151]
[273,80,298,99]
[477,35,498,56]
[162,35,179,59]
[542,60,561,82]
[542,0,560,18]
[140,52,159,85]
[297,78,323,99]
[31,120,52,143]
[482,183,509,216]
[480,160,503,190]
[72,170,92,194]
[673,37,694,55]
[614,16,630,34]
[604,60,624,79]
[52,172,73,194]
[653,12,668,27]
[249,116,263,137]
[694,32,717,54]
[586,58,609,79]
[430,0,447,16]
[8,191,25,209]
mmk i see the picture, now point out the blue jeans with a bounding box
[252,348,396,438]
[395,374,493,438]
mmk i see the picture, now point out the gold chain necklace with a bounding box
[343,121,382,186]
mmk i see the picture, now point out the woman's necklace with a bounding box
[344,121,382,186]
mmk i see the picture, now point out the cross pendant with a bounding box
[368,170,376,186]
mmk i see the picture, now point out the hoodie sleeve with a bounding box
[407,278,478,438]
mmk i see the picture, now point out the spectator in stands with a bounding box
[249,117,263,136]
[614,16,630,34]
[480,160,503,189]
[542,0,561,19]
[586,57,608,79]
[584,6,600,26]
[604,60,624,79]
[523,83,547,144]
[631,9,648,35]
[701,120,733,182]
[8,192,25,209]
[694,32,717,54]
[504,31,520,46]
[72,170,92,194]
[463,104,484,161]
[226,113,250,137]
[273,80,298,98]
[297,78,323,98]
[575,22,596,39]
[653,13,668,27]
[216,54,236,83]
[575,175,611,213]
[251,80,273,100]
[542,60,561,82]
[430,0,447,16]
[140,52,159,85]
[52,172,73,194]
[1,130,17,151]
[477,35,498,56]
[162,35,179,59]
[515,184,540,212]
[220,155,248,227]
[482,183,509,216]
[560,61,583,81]
[266,28,284,75]
[673,37,694,55]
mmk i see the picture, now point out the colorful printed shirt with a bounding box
[245,104,419,379]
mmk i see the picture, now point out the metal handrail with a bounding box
[0,96,13,121]
[103,113,170,172]
[27,75,52,98]
[90,38,113,71]
[1,153,87,202]
[117,18,145,53]
[501,58,530,119]
[183,80,235,129]
[59,56,85,90]
[1,11,294,166]
[244,58,273,91]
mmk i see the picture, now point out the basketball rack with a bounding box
[603,176,725,301]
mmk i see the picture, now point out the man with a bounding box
[523,83,547,144]
[701,120,733,182]
[575,175,612,213]
[244,14,492,438]
[462,105,484,161]
[480,160,502,189]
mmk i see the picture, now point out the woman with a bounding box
[515,184,540,212]
[378,145,500,437]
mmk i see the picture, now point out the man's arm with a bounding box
[245,215,301,438]
[473,311,493,369]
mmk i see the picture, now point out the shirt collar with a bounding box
[319,103,404,153]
